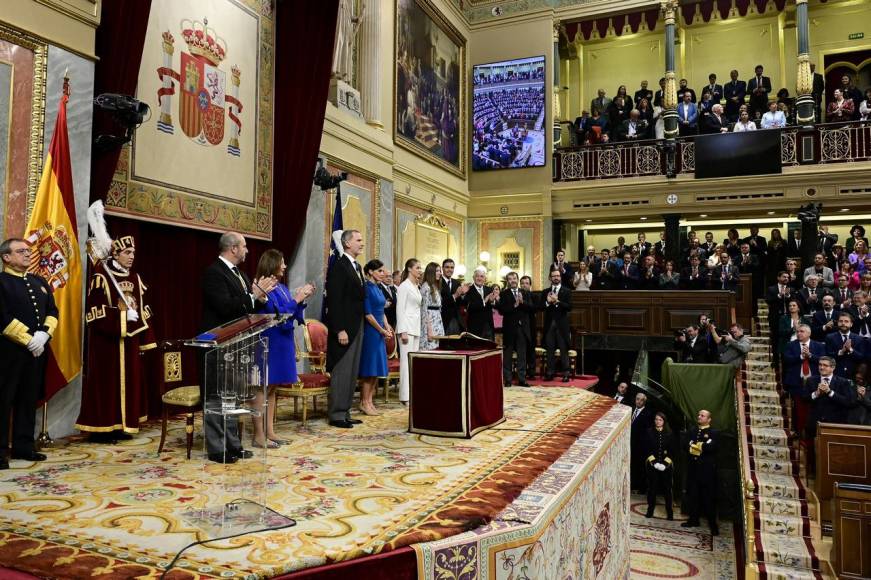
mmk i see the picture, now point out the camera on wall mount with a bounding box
[797,202,822,224]
[93,94,150,151]
[313,160,347,191]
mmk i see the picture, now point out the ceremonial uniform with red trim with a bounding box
[75,261,156,433]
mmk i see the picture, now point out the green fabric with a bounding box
[661,358,736,433]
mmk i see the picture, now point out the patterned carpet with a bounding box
[0,387,614,579]
[629,496,738,579]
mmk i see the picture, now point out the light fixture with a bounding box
[767,211,776,215]
[585,219,592,222]
[840,208,850,212]
[699,214,707,218]
[498,265,511,278]
[640,216,648,221]
[455,264,467,277]
[479,251,490,262]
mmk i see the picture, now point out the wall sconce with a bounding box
[498,265,511,281]
[455,264,467,281]
[479,251,491,262]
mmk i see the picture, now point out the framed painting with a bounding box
[394,0,466,178]
[106,0,274,239]
[0,23,47,241]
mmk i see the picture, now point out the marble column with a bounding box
[663,213,681,266]
[794,0,814,125]
[359,0,382,127]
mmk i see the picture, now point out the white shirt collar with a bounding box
[218,255,237,271]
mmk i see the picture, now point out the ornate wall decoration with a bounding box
[0,23,48,241]
[106,0,274,239]
[394,0,466,178]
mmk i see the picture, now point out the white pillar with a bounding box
[359,0,382,128]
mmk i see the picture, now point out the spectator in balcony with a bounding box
[635,81,653,106]
[779,102,793,126]
[818,225,838,263]
[786,258,803,291]
[677,92,698,136]
[732,110,756,132]
[724,69,747,121]
[747,64,772,120]
[616,109,644,142]
[835,273,854,310]
[608,96,630,136]
[699,90,715,121]
[707,244,725,269]
[653,77,666,108]
[776,88,794,112]
[826,312,867,379]
[683,237,705,266]
[614,236,629,257]
[635,232,652,256]
[827,88,854,122]
[713,252,740,291]
[677,78,696,103]
[724,228,742,260]
[617,252,639,290]
[846,291,871,338]
[585,108,610,144]
[804,253,835,289]
[850,239,870,272]
[743,226,768,258]
[800,275,830,316]
[616,84,633,110]
[812,295,839,341]
[760,100,787,129]
[861,272,871,297]
[847,364,871,426]
[783,324,825,435]
[636,98,655,138]
[766,229,787,286]
[702,103,729,134]
[840,74,863,120]
[846,225,868,255]
[552,248,575,287]
[659,260,681,289]
[702,73,723,105]
[638,255,660,290]
[804,356,855,438]
[860,88,871,122]
[787,229,803,257]
[778,299,804,354]
[683,255,708,290]
[593,249,617,290]
[699,232,715,255]
[582,245,599,268]
[573,261,593,291]
[590,89,611,118]
[811,63,826,120]
[573,110,590,145]
[832,245,848,273]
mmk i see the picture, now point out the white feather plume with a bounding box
[332,230,345,257]
[86,200,113,261]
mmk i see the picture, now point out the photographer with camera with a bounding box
[710,322,751,371]
[675,324,711,364]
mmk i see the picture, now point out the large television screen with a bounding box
[472,56,546,171]
[694,130,782,179]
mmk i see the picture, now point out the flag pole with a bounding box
[36,402,54,450]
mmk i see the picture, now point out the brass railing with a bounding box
[554,121,871,182]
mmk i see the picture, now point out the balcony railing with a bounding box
[553,121,871,182]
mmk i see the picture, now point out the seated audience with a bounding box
[616,109,646,141]
[732,110,757,132]
[760,100,787,129]
[701,103,729,134]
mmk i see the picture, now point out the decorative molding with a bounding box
[33,0,101,28]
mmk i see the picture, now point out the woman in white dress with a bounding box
[573,261,593,291]
[419,262,445,350]
[396,258,423,404]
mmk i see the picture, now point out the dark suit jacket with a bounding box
[380,283,397,329]
[804,375,855,433]
[634,88,653,105]
[497,288,532,344]
[782,339,826,393]
[593,259,617,290]
[325,255,366,371]
[700,83,723,103]
[834,287,854,309]
[679,335,711,363]
[846,305,871,336]
[541,285,572,342]
[811,309,839,340]
[812,73,825,104]
[701,113,728,134]
[723,80,747,115]
[439,277,464,332]
[630,406,655,449]
[787,238,804,257]
[200,259,256,332]
[734,253,759,274]
[799,287,829,315]
[742,235,768,256]
[825,331,867,378]
[682,265,709,290]
[711,263,740,290]
[747,76,772,101]
[677,87,697,103]
[465,285,495,338]
[617,263,640,290]
[765,284,795,317]
[638,265,660,290]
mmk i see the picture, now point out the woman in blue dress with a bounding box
[359,259,393,415]
[255,249,314,448]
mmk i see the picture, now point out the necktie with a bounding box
[801,344,811,378]
[231,267,247,292]
[633,408,640,422]
[843,289,847,301]
[353,261,363,284]
[822,377,830,387]
[552,286,558,294]
[477,286,484,298]
[513,289,519,300]
[843,334,849,345]
[797,239,800,249]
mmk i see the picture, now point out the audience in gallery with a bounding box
[571,68,869,146]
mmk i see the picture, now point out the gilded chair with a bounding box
[157,340,201,459]
[276,319,329,426]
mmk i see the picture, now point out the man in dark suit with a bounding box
[787,229,803,257]
[654,231,667,257]
[542,269,573,382]
[701,104,729,134]
[630,393,655,493]
[653,77,666,108]
[846,292,871,337]
[466,268,498,340]
[742,226,768,257]
[634,80,654,106]
[700,73,723,105]
[593,249,617,290]
[682,409,719,535]
[380,276,398,330]
[325,230,367,429]
[675,325,710,363]
[835,274,854,311]
[200,232,276,462]
[677,78,697,103]
[811,63,825,121]
[551,249,575,288]
[817,225,837,261]
[497,272,532,387]
[590,88,611,116]
[723,69,747,121]
[799,276,829,316]
[520,275,539,378]
[811,295,839,341]
[783,324,825,437]
[613,381,632,406]
[747,64,772,119]
[825,312,867,378]
[633,232,653,257]
[638,255,660,290]
[682,255,708,290]
[617,252,639,290]
[712,253,740,291]
[804,356,855,439]
[440,259,468,335]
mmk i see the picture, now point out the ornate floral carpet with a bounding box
[629,496,738,580]
[0,387,615,579]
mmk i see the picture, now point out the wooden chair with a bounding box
[276,319,329,426]
[156,340,201,459]
[535,347,578,378]
[379,331,400,402]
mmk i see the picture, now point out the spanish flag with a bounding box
[24,79,83,401]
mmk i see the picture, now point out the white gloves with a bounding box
[654,463,666,472]
[32,345,44,358]
[126,309,139,322]
[27,330,50,352]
